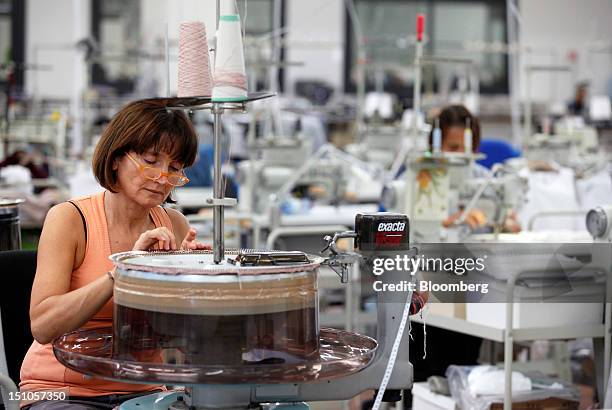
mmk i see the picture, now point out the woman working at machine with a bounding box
[19,100,209,409]
[406,105,520,407]
[434,104,521,233]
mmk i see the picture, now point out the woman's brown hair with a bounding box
[92,99,198,194]
[428,104,481,152]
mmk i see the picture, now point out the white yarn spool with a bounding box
[178,21,213,97]
[212,1,248,102]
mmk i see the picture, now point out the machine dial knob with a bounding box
[586,207,610,239]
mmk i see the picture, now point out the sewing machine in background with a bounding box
[381,151,528,242]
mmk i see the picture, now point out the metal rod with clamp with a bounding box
[212,103,225,263]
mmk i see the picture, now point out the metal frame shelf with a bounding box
[410,313,606,343]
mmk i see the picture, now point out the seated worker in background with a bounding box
[567,81,589,117]
[183,143,238,204]
[432,104,521,233]
[0,148,65,226]
[20,100,209,409]
[0,148,49,179]
[184,143,214,187]
[405,105,500,408]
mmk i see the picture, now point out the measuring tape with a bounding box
[372,290,413,410]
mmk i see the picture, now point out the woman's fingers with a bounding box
[183,241,210,250]
[181,228,212,250]
[503,217,522,233]
[133,232,151,251]
[184,228,196,243]
[466,210,487,228]
[152,227,175,250]
[188,241,211,250]
[133,227,177,251]
[167,227,177,250]
[442,209,487,229]
[466,213,479,229]
[181,228,196,250]
[133,227,214,252]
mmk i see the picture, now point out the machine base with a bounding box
[120,392,185,410]
[119,391,310,410]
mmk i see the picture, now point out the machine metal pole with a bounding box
[506,0,522,148]
[604,258,612,406]
[344,0,365,142]
[524,67,532,140]
[504,274,518,410]
[215,0,220,68]
[411,15,425,140]
[165,21,170,97]
[212,103,224,263]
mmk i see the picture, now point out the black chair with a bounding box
[0,250,37,385]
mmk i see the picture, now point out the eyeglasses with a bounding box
[126,153,190,187]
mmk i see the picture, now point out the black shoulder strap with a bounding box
[68,201,87,244]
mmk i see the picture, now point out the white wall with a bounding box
[25,0,218,99]
[519,0,612,103]
[22,0,612,103]
[282,0,612,102]
[26,0,91,100]
[284,0,345,94]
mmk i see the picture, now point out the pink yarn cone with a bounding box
[178,21,213,97]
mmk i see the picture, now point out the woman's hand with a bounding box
[410,291,429,315]
[162,208,211,251]
[180,228,211,250]
[502,210,522,233]
[443,208,487,229]
[528,159,557,172]
[133,227,177,251]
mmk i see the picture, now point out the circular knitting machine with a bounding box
[53,250,377,384]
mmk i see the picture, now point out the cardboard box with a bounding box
[489,397,579,410]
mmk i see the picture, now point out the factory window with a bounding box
[90,0,141,95]
[238,0,277,35]
[238,0,286,92]
[344,0,509,105]
[0,1,11,68]
[0,0,25,91]
[89,0,284,95]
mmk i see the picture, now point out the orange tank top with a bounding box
[20,191,173,397]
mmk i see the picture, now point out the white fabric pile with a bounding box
[518,165,612,231]
[0,165,33,195]
[467,365,532,396]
